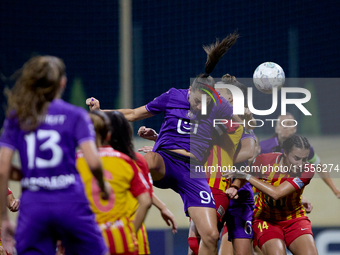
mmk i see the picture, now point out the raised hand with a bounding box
[85,97,101,111]
[301,196,313,213]
[137,126,158,141]
[222,169,252,181]
[160,207,178,234]
[8,198,20,212]
[138,146,154,153]
[225,186,239,199]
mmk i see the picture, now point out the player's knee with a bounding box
[144,152,159,171]
[188,237,200,255]
[200,228,219,246]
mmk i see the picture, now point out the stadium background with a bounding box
[1,0,339,254]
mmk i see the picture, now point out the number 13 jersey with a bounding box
[0,99,96,203]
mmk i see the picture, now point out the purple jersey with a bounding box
[231,128,256,206]
[0,99,95,203]
[146,88,233,162]
[259,137,317,163]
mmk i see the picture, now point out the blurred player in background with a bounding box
[260,113,340,198]
[224,134,318,255]
[87,32,243,255]
[106,111,177,255]
[0,56,109,255]
[77,110,152,255]
[0,188,19,255]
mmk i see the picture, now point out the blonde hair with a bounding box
[5,56,65,131]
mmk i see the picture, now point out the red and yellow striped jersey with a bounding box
[76,146,148,224]
[252,153,314,221]
[205,125,243,192]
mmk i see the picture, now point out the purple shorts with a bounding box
[225,203,254,240]
[153,150,215,216]
[15,200,107,255]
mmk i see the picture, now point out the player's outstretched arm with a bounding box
[223,170,296,200]
[234,138,256,164]
[0,148,13,219]
[0,147,16,255]
[152,193,178,234]
[86,97,154,122]
[317,168,340,198]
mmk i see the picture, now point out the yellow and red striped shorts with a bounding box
[136,223,150,255]
[100,217,138,255]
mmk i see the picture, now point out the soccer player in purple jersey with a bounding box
[0,56,109,255]
[260,113,340,198]
[87,32,245,255]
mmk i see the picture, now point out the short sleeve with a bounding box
[287,165,314,190]
[135,153,153,196]
[129,162,148,198]
[251,154,263,168]
[74,109,96,145]
[287,176,311,190]
[145,89,172,115]
[0,117,19,151]
[240,129,256,142]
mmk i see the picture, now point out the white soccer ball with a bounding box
[253,62,285,94]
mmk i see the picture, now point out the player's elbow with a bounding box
[88,159,102,173]
[125,109,139,122]
[269,191,283,201]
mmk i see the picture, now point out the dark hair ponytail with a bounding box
[106,111,136,160]
[191,31,239,92]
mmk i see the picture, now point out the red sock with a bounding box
[188,237,200,255]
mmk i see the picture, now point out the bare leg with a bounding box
[254,245,264,255]
[232,238,252,255]
[218,232,233,255]
[261,239,286,255]
[187,207,219,255]
[143,152,166,181]
[288,234,318,255]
